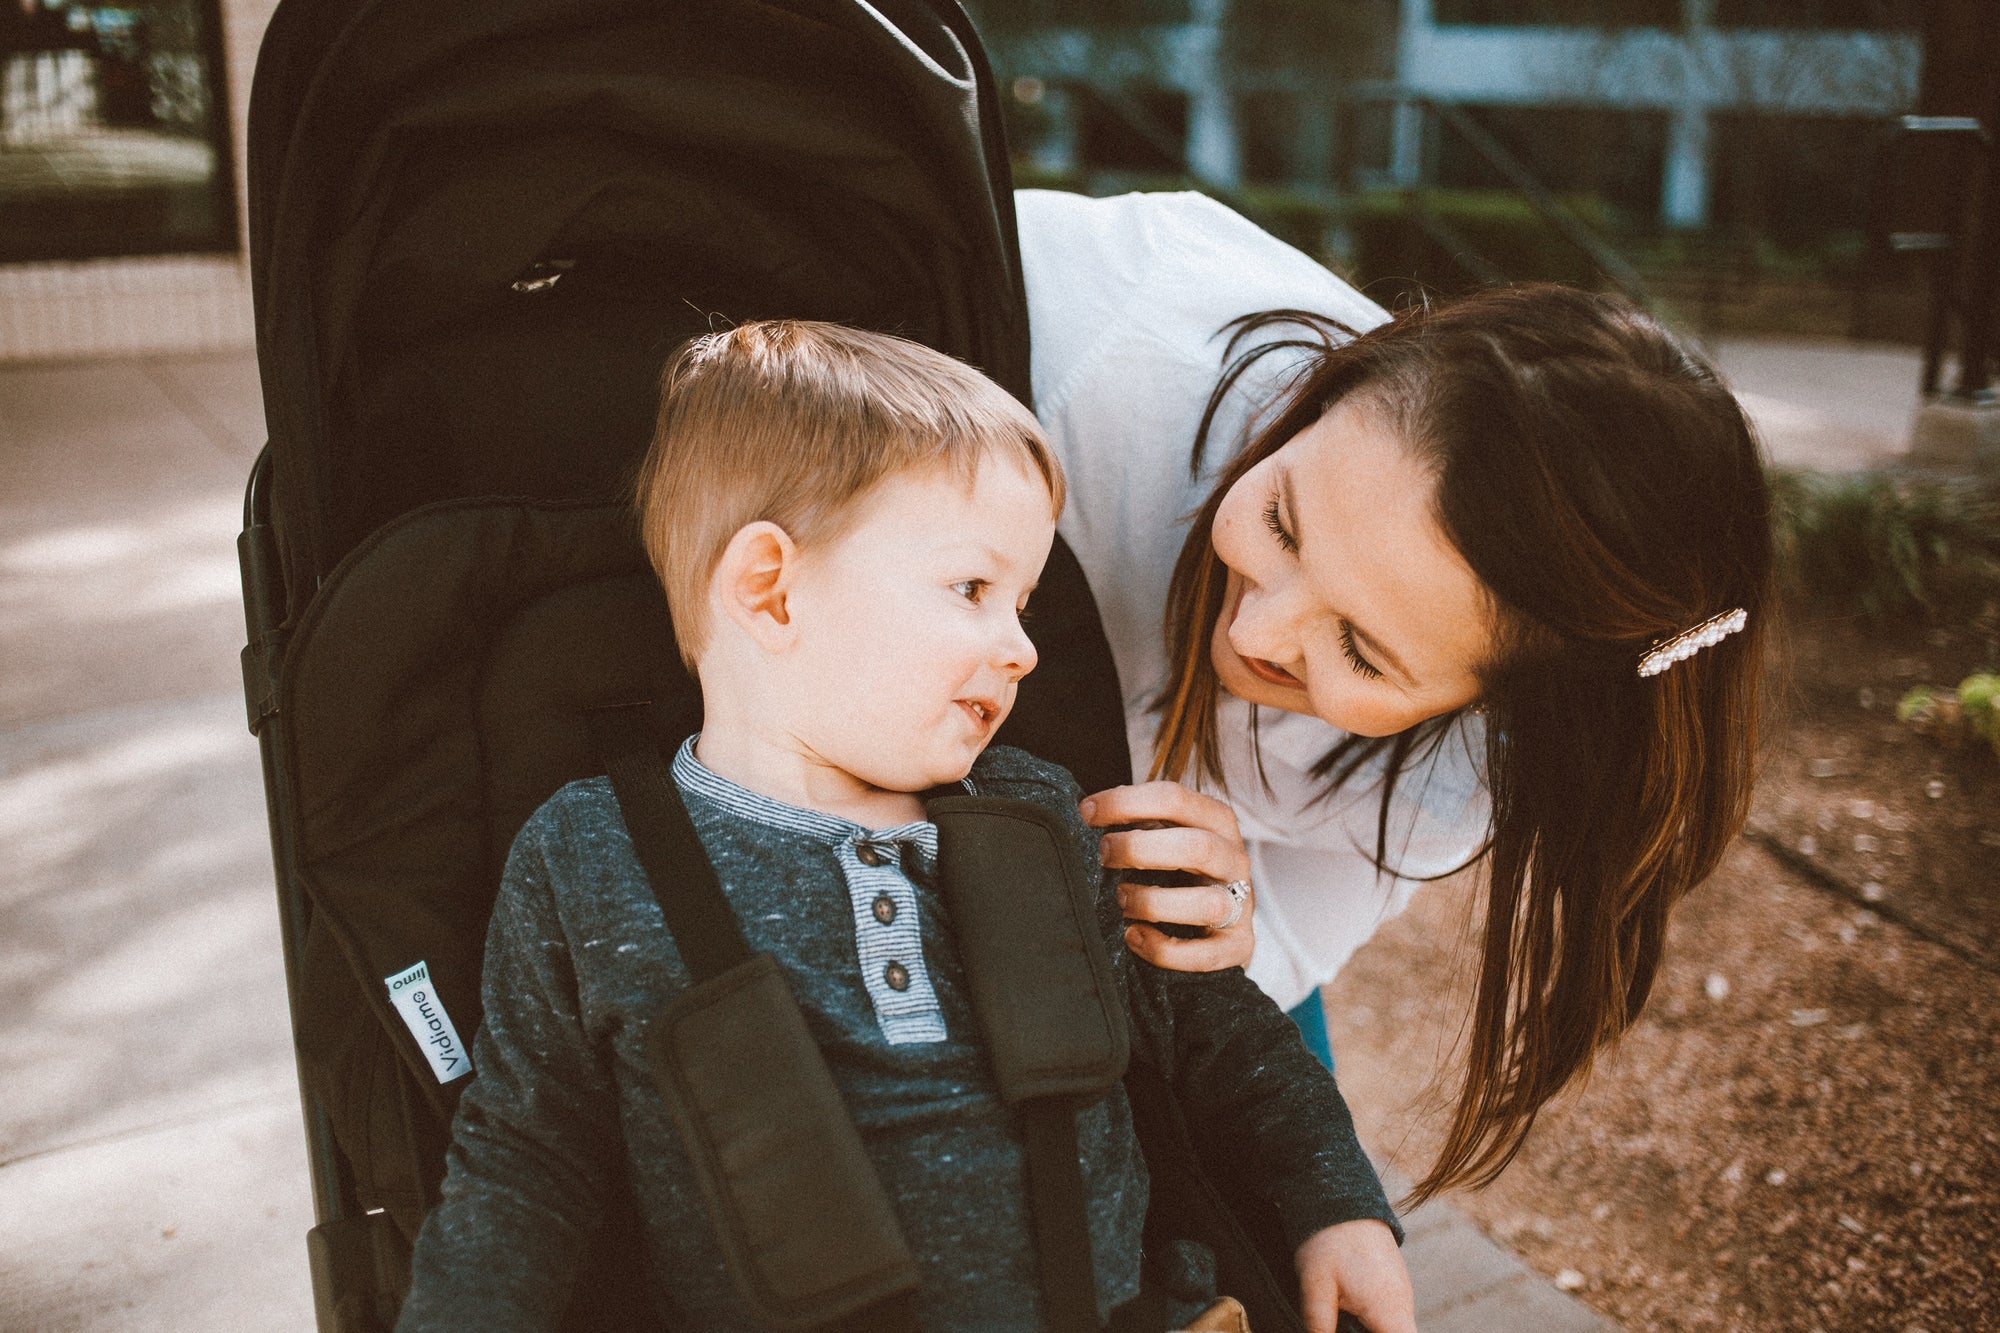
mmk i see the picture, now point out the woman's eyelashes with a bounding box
[1338,621,1384,680]
[1261,494,1299,553]
[1262,486,1379,683]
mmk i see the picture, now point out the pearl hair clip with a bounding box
[1637,608,1748,678]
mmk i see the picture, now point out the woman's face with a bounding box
[1209,396,1494,737]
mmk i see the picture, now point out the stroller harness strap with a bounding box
[590,704,920,1331]
[926,794,1132,1332]
[587,704,1130,1333]
[928,795,1131,1333]
[649,955,927,1331]
[587,704,751,987]
[924,796,1130,1107]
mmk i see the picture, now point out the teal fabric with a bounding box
[1287,992,1334,1073]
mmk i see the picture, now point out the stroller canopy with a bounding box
[250,0,1033,593]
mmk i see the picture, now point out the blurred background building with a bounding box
[0,0,269,358]
[0,0,1993,385]
[974,0,1994,377]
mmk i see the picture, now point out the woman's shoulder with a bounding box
[1016,187,1316,275]
[1015,189,1388,421]
[1016,189,1384,329]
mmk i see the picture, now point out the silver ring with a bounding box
[1217,879,1251,931]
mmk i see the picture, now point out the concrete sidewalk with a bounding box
[1707,334,1927,473]
[0,354,315,1330]
[4,333,1914,1330]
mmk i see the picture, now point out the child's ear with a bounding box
[712,521,798,649]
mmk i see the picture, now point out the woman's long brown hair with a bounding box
[1155,285,1775,1205]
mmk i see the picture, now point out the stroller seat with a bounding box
[277,498,683,1242]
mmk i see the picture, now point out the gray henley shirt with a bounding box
[397,742,1395,1331]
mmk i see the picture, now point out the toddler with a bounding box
[398,321,1411,1332]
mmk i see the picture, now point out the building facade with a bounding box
[986,0,1921,236]
[0,0,1944,361]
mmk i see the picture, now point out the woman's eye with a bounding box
[952,579,987,603]
[1262,495,1298,553]
[1338,621,1384,681]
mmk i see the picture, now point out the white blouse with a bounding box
[1017,189,1490,1011]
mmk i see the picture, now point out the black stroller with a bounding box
[239,1,1328,1328]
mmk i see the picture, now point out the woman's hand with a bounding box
[1080,780,1255,972]
[1296,1219,1418,1333]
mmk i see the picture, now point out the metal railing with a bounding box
[1863,115,1996,400]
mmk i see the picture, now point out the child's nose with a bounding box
[998,616,1038,677]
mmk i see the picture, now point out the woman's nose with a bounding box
[1229,579,1290,657]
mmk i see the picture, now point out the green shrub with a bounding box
[1963,674,2000,747]
[1347,188,1620,291]
[1771,469,2000,621]
[1233,184,1342,258]
[1897,674,2000,759]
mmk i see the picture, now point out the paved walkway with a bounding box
[0,354,314,1330]
[4,334,1918,1330]
[1706,334,1927,473]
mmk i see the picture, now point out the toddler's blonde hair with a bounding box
[637,320,1063,669]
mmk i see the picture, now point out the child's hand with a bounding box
[1295,1219,1418,1333]
[1080,780,1255,972]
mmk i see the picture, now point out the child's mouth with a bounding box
[958,699,997,730]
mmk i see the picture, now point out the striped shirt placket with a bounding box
[670,736,962,1046]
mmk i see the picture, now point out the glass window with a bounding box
[1239,89,1299,186]
[1,0,236,262]
[967,0,1193,33]
[1436,104,1669,223]
[1712,112,1881,246]
[1431,0,1679,28]
[1073,81,1189,175]
[1713,0,1915,30]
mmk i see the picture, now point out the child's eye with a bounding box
[1338,620,1384,681]
[1262,494,1298,554]
[952,579,988,603]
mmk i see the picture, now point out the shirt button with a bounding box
[872,894,898,926]
[856,842,890,867]
[883,961,911,992]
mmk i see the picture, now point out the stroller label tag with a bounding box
[385,961,473,1083]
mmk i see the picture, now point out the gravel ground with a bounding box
[1323,840,2000,1333]
[1750,615,2000,973]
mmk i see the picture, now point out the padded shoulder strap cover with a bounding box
[648,955,922,1331]
[928,796,1129,1106]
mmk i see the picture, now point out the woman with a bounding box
[1017,190,1773,1209]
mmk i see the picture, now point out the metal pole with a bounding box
[1952,77,2000,400]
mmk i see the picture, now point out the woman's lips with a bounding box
[1243,655,1303,688]
[1216,572,1312,688]
[1221,578,1304,689]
